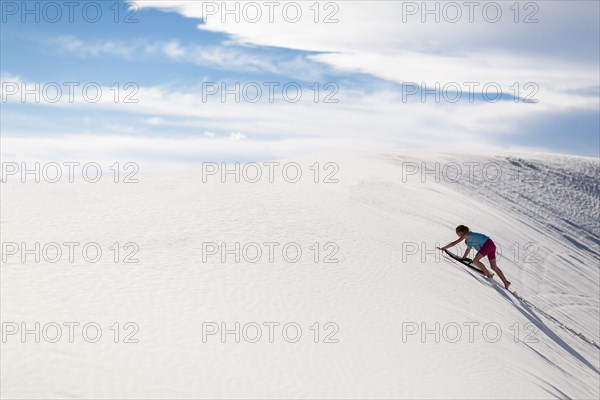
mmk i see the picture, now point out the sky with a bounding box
[1,0,599,162]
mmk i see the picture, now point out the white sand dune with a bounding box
[1,151,599,399]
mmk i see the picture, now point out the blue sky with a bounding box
[1,0,599,161]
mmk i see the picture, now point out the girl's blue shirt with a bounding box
[466,232,489,250]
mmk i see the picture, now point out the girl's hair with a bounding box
[455,225,470,234]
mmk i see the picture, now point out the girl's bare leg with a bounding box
[473,253,494,278]
[490,259,511,289]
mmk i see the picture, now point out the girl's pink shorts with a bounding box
[477,239,497,260]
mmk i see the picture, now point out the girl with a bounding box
[440,225,511,289]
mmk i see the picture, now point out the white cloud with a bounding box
[0,74,550,152]
[229,132,247,141]
[51,36,135,58]
[311,50,599,109]
[162,41,186,59]
[5,0,598,159]
[132,1,600,109]
[144,117,165,126]
[48,36,324,79]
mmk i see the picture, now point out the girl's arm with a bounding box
[440,234,466,250]
[462,247,472,259]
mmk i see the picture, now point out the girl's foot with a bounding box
[486,273,495,279]
[504,281,511,290]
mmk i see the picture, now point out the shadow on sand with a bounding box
[443,252,599,379]
[484,275,600,376]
